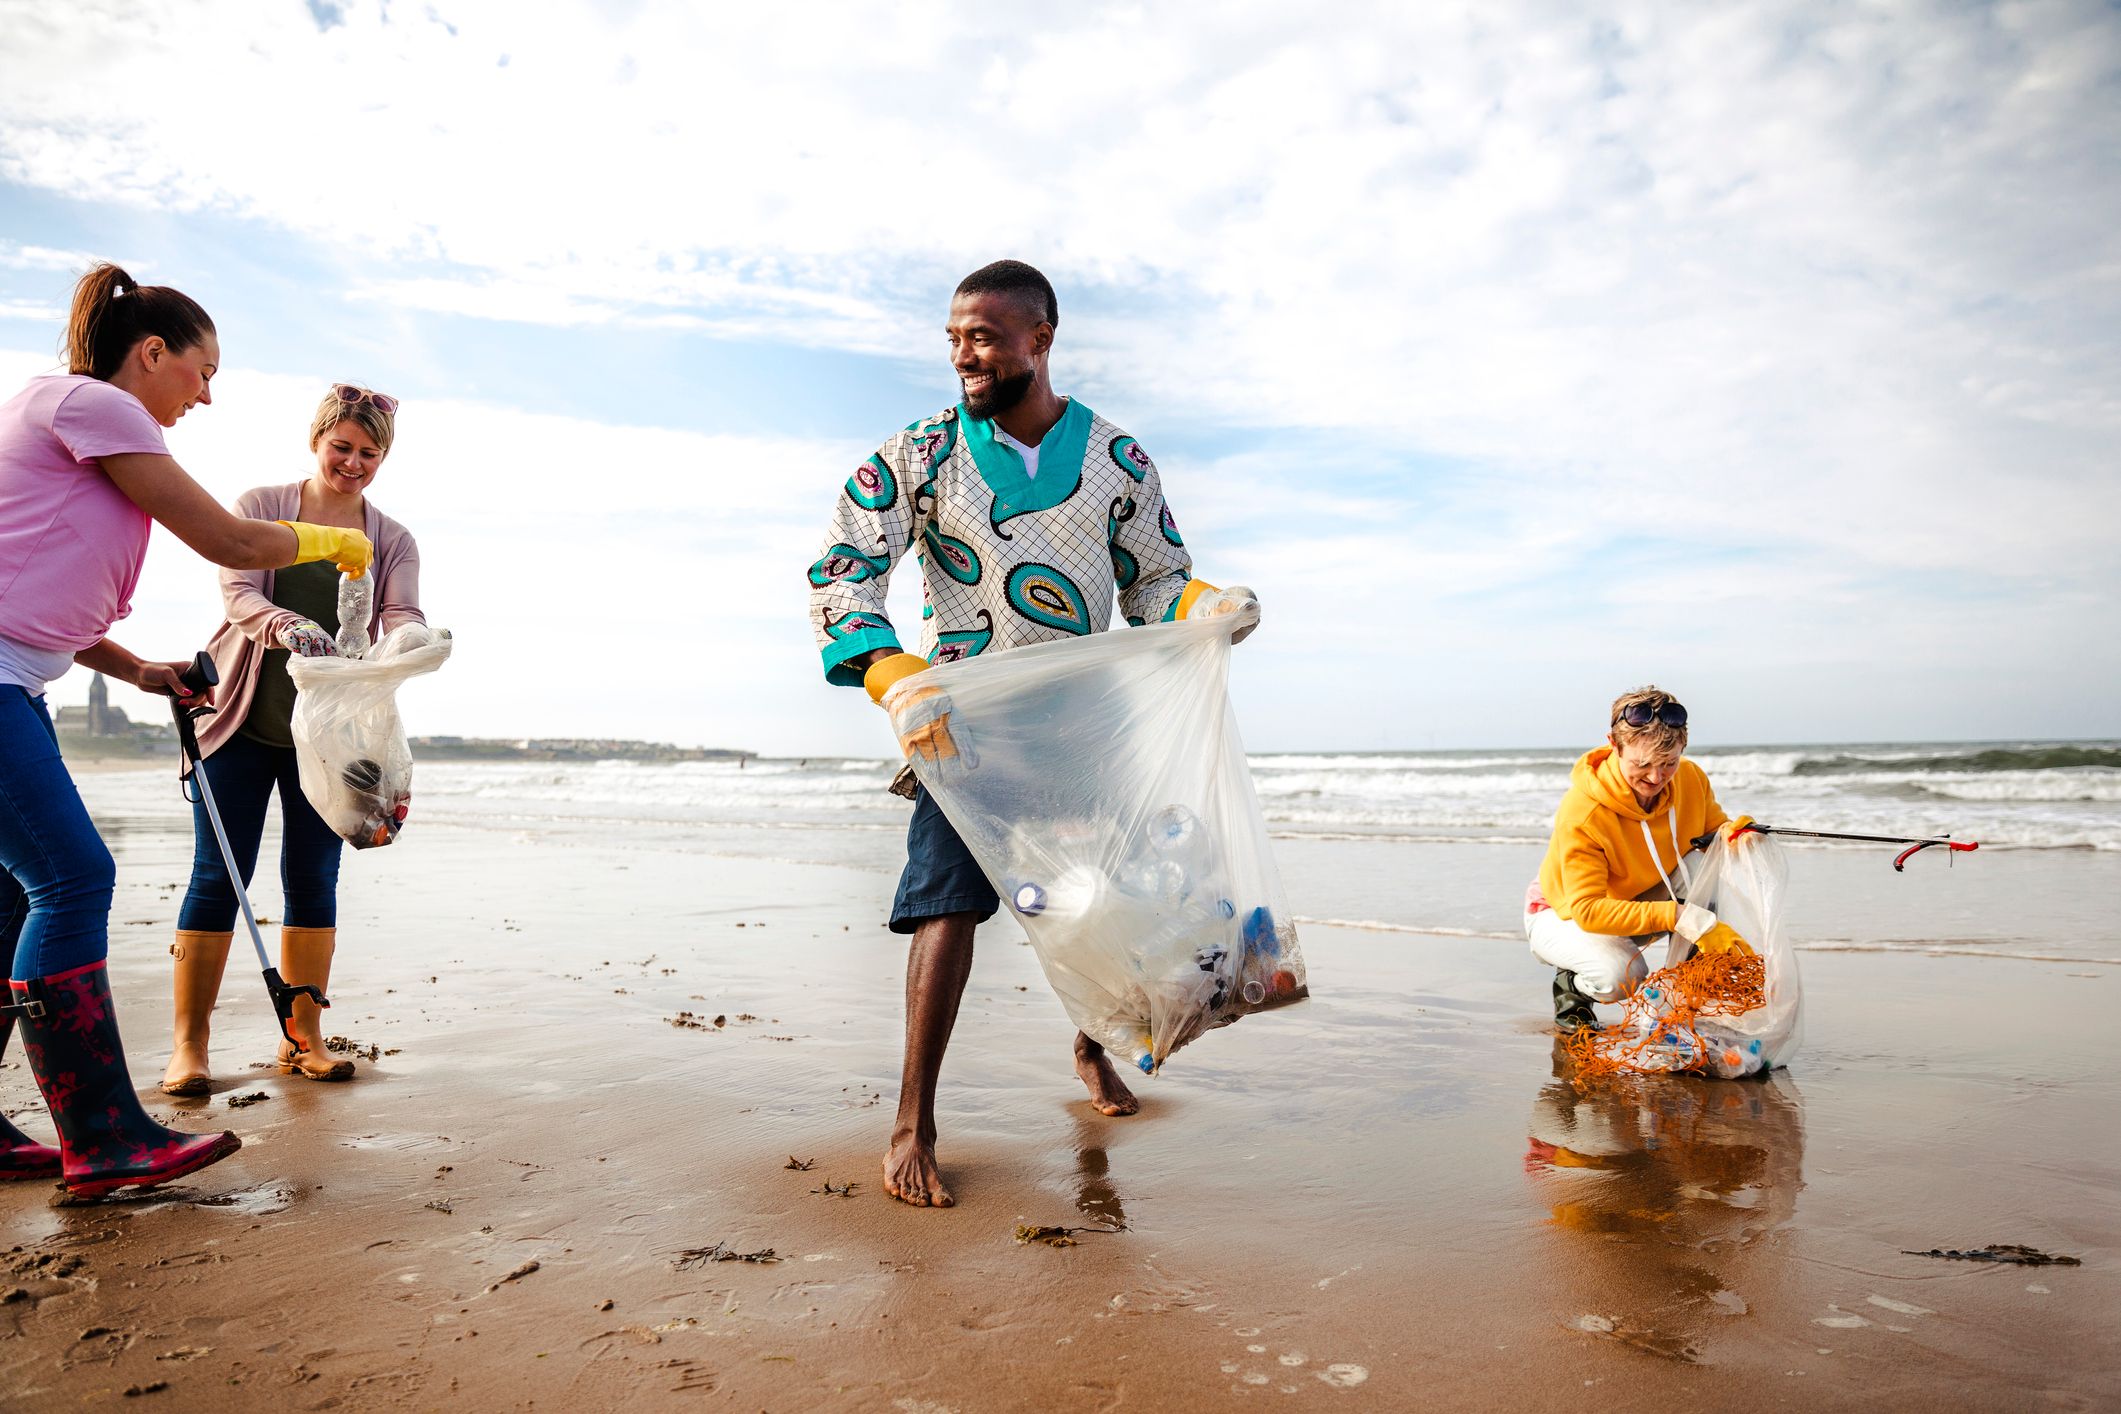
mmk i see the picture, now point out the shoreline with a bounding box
[1,807,2114,1408]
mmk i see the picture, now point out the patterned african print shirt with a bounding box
[809,398,1194,685]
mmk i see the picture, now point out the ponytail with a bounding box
[63,262,215,381]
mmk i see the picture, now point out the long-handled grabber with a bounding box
[168,652,328,1053]
[1694,822,1981,872]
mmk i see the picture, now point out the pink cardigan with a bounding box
[196,482,424,760]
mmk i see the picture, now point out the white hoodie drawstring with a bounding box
[1640,812,1691,906]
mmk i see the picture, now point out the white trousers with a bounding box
[1525,909,1684,1002]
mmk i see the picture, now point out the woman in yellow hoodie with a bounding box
[1526,687,1757,1032]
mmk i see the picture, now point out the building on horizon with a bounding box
[54,674,177,756]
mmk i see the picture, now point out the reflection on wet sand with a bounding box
[1072,1114,1129,1230]
[1523,1042,1806,1362]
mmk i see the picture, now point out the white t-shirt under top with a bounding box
[0,632,74,695]
[996,427,1041,480]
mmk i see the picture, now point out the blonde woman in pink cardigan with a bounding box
[160,385,424,1094]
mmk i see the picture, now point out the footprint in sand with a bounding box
[1317,1363,1368,1389]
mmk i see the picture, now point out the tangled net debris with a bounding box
[1566,949,1767,1080]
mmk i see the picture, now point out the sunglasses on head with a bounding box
[333,383,399,415]
[1616,700,1688,730]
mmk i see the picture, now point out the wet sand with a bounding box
[2,803,2117,1409]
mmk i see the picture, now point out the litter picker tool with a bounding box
[1693,822,1980,872]
[168,651,328,1053]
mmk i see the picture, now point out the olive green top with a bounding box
[239,560,342,750]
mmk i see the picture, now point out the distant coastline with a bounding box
[408,736,754,764]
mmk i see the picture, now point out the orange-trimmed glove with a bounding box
[1175,578,1261,644]
[1720,814,1759,847]
[279,521,374,578]
[865,653,968,771]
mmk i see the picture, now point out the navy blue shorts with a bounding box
[889,787,998,934]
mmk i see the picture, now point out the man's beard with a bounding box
[963,368,1035,420]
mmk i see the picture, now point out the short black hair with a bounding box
[954,259,1058,327]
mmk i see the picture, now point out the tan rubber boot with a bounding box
[159,929,235,1096]
[275,926,354,1081]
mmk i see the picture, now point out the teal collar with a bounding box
[961,396,1092,518]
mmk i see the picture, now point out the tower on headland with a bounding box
[87,672,114,736]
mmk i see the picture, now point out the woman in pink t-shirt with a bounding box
[0,263,374,1200]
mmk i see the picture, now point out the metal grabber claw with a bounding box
[169,651,330,1053]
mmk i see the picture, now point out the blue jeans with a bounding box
[0,688,117,979]
[177,731,343,932]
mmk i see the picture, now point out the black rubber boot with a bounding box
[1552,970,1600,1034]
[12,962,241,1199]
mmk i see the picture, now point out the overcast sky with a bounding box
[2,0,2115,754]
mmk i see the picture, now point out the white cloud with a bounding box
[4,2,2108,568]
[0,238,100,271]
[3,2,2116,747]
[0,348,905,755]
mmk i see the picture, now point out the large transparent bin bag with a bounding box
[1607,835,1804,1079]
[889,611,1305,1074]
[287,619,451,850]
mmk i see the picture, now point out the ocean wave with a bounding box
[1783,744,2121,776]
[1284,916,2121,966]
[1269,829,1550,847]
[1253,769,1570,801]
[1291,916,1520,940]
[1250,752,1574,773]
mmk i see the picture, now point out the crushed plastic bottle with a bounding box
[335,571,373,658]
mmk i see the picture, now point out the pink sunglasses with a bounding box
[333,383,399,415]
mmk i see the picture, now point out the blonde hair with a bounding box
[308,387,395,454]
[1609,685,1688,756]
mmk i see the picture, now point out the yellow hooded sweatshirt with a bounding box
[1536,747,1730,938]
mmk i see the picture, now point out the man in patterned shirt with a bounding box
[810,260,1257,1208]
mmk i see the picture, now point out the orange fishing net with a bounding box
[1566,949,1767,1080]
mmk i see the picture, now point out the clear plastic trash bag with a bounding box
[287,614,451,850]
[1605,835,1804,1079]
[887,607,1306,1074]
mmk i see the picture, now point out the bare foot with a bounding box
[881,1127,953,1208]
[1074,1038,1140,1117]
[159,1040,211,1096]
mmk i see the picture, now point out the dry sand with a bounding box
[1,805,2116,1410]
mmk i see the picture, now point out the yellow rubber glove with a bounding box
[1695,922,1756,959]
[278,521,374,578]
[863,652,930,705]
[1720,814,1759,846]
[864,653,966,768]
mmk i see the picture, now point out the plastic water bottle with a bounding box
[1641,1026,1701,1071]
[1034,866,1107,924]
[1139,859,1190,902]
[1011,881,1047,916]
[1241,906,1280,960]
[335,571,373,658]
[1705,1035,1766,1079]
[1149,805,1202,854]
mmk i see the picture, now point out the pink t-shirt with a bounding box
[0,375,167,653]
